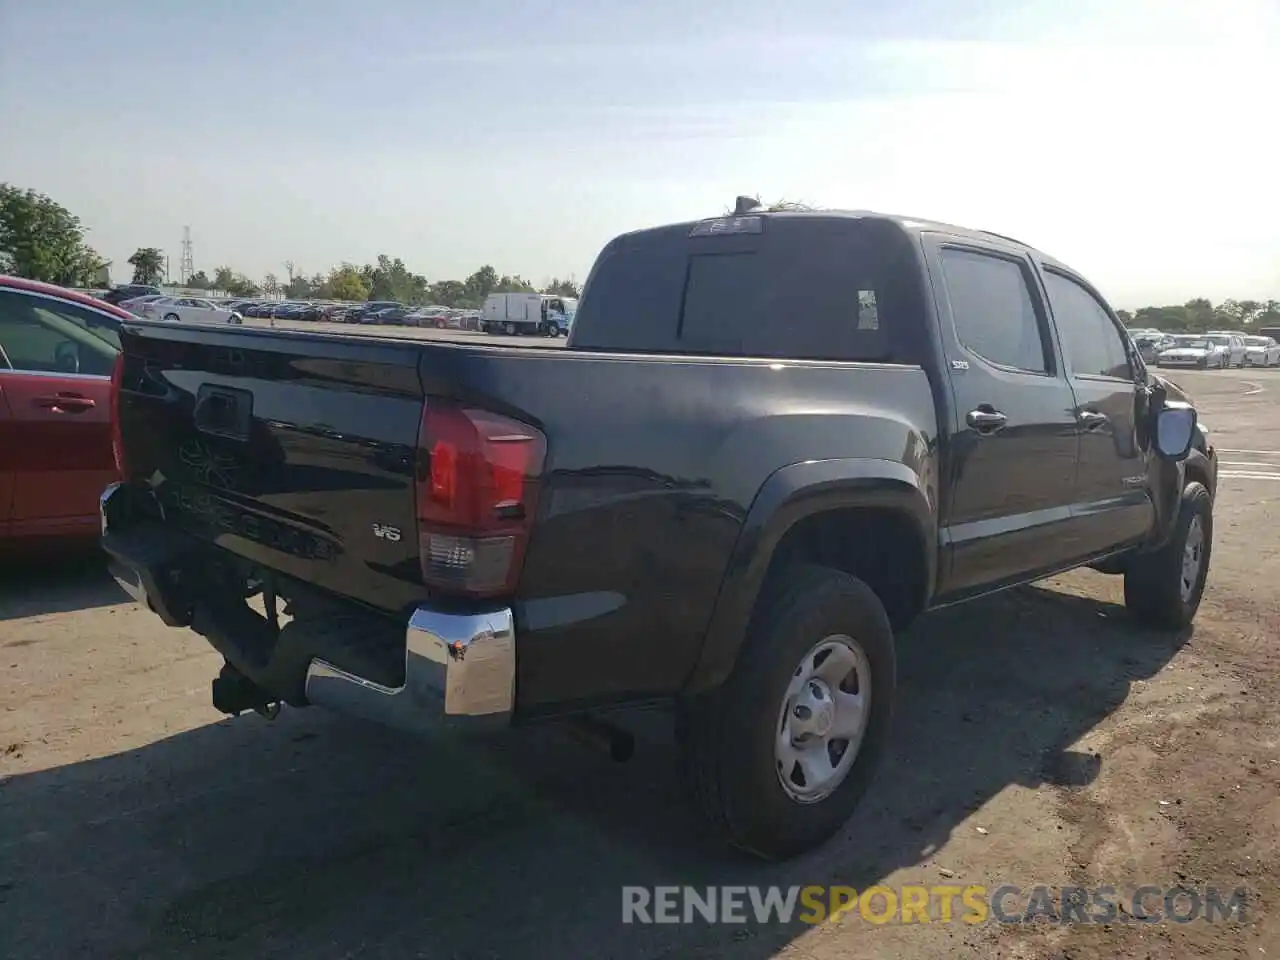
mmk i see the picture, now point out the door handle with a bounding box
[966,407,1008,433]
[1078,410,1109,430]
[34,393,96,413]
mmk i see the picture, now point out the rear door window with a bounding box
[938,248,1051,375]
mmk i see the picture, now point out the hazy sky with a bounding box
[2,0,1277,307]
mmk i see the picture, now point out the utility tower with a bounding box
[179,226,194,285]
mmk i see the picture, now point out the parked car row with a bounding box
[223,298,485,329]
[1129,328,1280,369]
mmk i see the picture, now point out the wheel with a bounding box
[435,319,446,329]
[504,322,516,336]
[679,565,895,861]
[1123,482,1212,630]
[164,312,179,322]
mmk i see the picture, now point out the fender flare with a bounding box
[682,458,936,694]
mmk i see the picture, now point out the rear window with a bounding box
[570,216,918,362]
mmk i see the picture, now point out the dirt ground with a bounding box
[2,368,1278,960]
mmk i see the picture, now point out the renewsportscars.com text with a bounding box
[621,884,1249,926]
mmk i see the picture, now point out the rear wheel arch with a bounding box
[685,459,936,695]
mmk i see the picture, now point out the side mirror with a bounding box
[1156,400,1196,461]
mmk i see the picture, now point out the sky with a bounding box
[2,0,1277,307]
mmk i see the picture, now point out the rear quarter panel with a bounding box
[422,346,939,712]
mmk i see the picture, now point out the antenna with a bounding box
[734,195,761,215]
[179,226,194,285]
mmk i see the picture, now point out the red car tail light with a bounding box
[109,351,128,479]
[415,401,547,598]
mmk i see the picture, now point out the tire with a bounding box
[1123,481,1212,630]
[164,313,179,322]
[679,565,896,861]
[504,322,516,336]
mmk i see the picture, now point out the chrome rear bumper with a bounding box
[101,481,516,729]
[304,606,516,730]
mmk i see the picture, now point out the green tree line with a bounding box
[174,254,581,308]
[6,183,1275,322]
[1117,298,1280,333]
[1,184,582,306]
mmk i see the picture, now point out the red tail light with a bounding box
[109,351,127,479]
[415,402,547,598]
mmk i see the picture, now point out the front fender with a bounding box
[682,458,936,694]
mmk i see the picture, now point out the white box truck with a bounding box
[482,293,577,337]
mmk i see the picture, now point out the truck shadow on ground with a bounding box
[1,577,1190,960]
[0,549,127,623]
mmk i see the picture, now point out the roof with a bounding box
[606,206,1089,282]
[623,207,1055,258]
[0,275,134,319]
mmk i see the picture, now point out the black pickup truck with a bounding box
[101,207,1217,861]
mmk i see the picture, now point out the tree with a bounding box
[284,271,313,298]
[428,279,467,307]
[463,265,499,304]
[224,273,260,298]
[543,277,580,298]
[1218,299,1264,326]
[494,273,536,294]
[324,263,369,301]
[363,254,428,304]
[261,273,280,297]
[187,270,211,289]
[128,247,166,285]
[213,265,236,291]
[1116,309,1134,326]
[0,183,103,285]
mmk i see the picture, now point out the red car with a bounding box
[0,276,130,544]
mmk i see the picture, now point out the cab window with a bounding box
[1043,270,1131,379]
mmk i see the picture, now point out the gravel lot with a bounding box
[2,368,1278,960]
